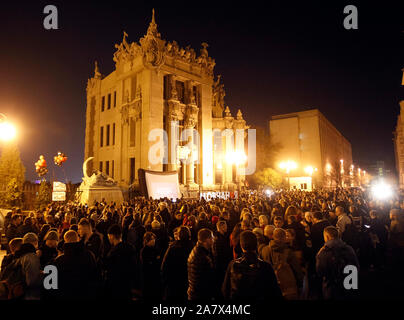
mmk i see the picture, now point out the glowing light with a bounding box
[226,150,247,166]
[265,189,273,196]
[326,163,332,173]
[0,121,17,141]
[304,166,317,176]
[278,160,297,174]
[371,181,393,200]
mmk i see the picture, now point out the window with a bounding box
[100,126,104,147]
[107,93,111,109]
[112,160,115,179]
[113,91,116,107]
[130,158,135,184]
[106,161,110,176]
[193,85,198,104]
[163,75,169,100]
[101,96,105,112]
[113,123,116,145]
[130,118,136,147]
[106,124,110,146]
[176,80,185,104]
[99,161,103,172]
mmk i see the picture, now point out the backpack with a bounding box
[230,258,264,299]
[270,248,298,299]
[323,244,357,299]
[0,259,26,300]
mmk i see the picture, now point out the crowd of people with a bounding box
[1,187,404,301]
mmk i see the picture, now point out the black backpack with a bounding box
[0,259,26,300]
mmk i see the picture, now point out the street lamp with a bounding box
[0,113,17,142]
[279,160,297,190]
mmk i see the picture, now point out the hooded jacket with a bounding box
[316,238,359,300]
[13,243,42,300]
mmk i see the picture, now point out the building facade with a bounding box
[269,109,353,189]
[394,101,404,189]
[84,10,249,192]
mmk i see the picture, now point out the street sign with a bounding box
[52,191,66,201]
[53,181,66,192]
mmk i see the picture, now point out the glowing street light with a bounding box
[371,180,393,200]
[304,166,317,176]
[0,113,17,142]
[279,160,297,189]
[279,160,297,174]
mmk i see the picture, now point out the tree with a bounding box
[253,168,283,189]
[4,178,23,207]
[246,125,282,188]
[254,126,282,171]
[36,181,51,209]
[0,142,26,207]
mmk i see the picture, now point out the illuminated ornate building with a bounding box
[394,101,404,190]
[84,10,250,193]
[269,109,353,189]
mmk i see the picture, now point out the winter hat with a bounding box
[45,230,59,242]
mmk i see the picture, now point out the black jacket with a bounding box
[187,243,215,300]
[310,220,331,254]
[222,251,283,301]
[38,244,58,269]
[161,239,193,300]
[140,245,162,299]
[52,242,100,300]
[159,208,171,226]
[6,224,19,243]
[104,242,137,299]
[212,231,233,274]
[82,232,104,262]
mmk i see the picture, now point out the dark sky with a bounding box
[0,1,403,183]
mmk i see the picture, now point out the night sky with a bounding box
[0,1,403,183]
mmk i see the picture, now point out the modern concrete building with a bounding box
[269,109,353,189]
[84,10,250,193]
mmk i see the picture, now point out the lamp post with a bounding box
[279,160,297,190]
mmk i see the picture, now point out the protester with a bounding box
[51,230,100,300]
[187,228,215,300]
[104,224,137,300]
[140,231,162,300]
[161,226,193,301]
[316,226,359,300]
[0,187,403,300]
[222,230,283,300]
